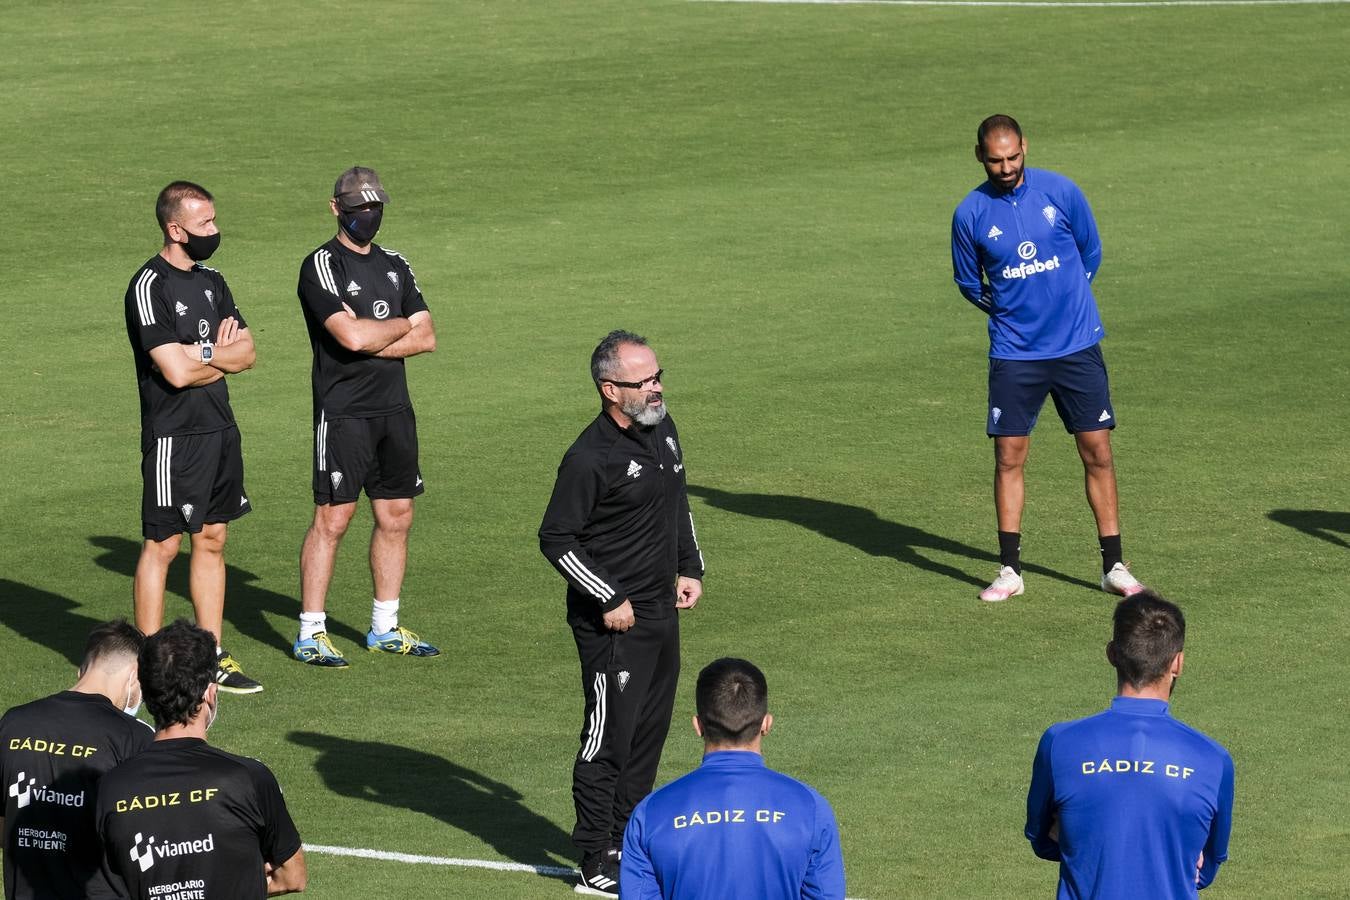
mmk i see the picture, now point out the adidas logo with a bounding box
[175,301,188,317]
[626,460,642,479]
[1098,409,1112,423]
[414,475,423,487]
[346,280,360,295]
[1043,205,1056,226]
[987,225,1003,241]
[239,495,249,508]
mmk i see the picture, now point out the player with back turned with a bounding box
[950,115,1146,602]
[96,620,306,899]
[1026,591,1234,898]
[1,621,152,900]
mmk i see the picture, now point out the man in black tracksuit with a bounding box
[539,330,705,897]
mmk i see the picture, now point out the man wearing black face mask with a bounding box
[122,181,262,696]
[293,167,439,667]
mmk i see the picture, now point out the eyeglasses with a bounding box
[603,369,663,390]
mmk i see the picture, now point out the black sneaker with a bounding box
[216,649,263,694]
[574,850,619,896]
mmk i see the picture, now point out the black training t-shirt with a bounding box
[124,255,246,451]
[297,238,429,421]
[1,691,153,899]
[96,738,301,900]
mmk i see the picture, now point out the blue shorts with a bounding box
[987,344,1116,436]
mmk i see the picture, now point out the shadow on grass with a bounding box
[288,731,575,873]
[86,535,368,655]
[688,484,1099,592]
[0,580,107,667]
[1267,510,1350,550]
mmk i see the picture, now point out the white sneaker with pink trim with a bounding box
[1101,562,1145,596]
[979,566,1025,602]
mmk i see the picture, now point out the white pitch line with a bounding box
[304,843,576,878]
[305,843,869,898]
[694,0,1349,7]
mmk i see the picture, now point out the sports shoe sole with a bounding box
[574,885,618,898]
[216,680,264,695]
[980,583,1024,602]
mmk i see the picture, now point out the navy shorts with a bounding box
[141,425,251,542]
[314,408,425,505]
[987,344,1116,436]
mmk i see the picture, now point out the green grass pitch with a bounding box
[3,1,1349,896]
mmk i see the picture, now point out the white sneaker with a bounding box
[1101,562,1145,596]
[980,566,1024,602]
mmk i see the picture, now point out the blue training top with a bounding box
[951,167,1106,360]
[621,750,845,900]
[1026,697,1235,900]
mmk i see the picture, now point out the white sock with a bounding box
[299,612,327,641]
[372,598,400,635]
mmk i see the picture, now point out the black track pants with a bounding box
[569,611,680,853]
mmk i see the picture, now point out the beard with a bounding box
[622,394,667,426]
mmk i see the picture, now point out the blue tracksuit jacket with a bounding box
[621,750,845,899]
[951,167,1107,360]
[1026,697,1235,899]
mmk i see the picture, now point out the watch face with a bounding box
[201,344,213,362]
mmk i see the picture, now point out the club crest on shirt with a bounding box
[204,289,214,306]
[180,504,195,523]
[665,436,679,459]
[386,271,399,287]
[617,670,630,691]
[1042,206,1056,226]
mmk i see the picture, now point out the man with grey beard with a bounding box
[539,330,705,897]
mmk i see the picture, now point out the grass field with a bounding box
[3,1,1350,897]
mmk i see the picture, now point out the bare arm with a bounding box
[323,304,411,354]
[374,310,436,359]
[266,847,307,895]
[149,343,224,388]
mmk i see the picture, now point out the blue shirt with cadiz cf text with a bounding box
[621,751,845,900]
[951,167,1106,360]
[1026,697,1235,900]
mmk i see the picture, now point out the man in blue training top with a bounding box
[621,658,845,900]
[1026,591,1234,899]
[951,114,1145,602]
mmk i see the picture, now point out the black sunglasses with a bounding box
[603,369,663,390]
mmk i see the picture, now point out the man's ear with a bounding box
[1106,641,1117,667]
[692,715,704,738]
[974,143,985,163]
[760,713,773,737]
[1171,651,1184,679]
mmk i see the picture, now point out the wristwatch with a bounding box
[200,343,214,363]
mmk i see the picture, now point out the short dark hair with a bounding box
[696,658,768,746]
[1111,590,1186,690]
[590,329,649,391]
[79,619,144,676]
[977,114,1023,149]
[139,619,216,730]
[155,180,213,235]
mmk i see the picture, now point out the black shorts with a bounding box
[314,409,425,505]
[987,344,1116,436]
[141,426,251,542]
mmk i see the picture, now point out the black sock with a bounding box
[998,531,1022,573]
[1099,534,1123,574]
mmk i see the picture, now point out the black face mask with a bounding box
[177,229,221,262]
[340,207,383,245]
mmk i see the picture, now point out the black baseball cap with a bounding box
[333,166,390,210]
